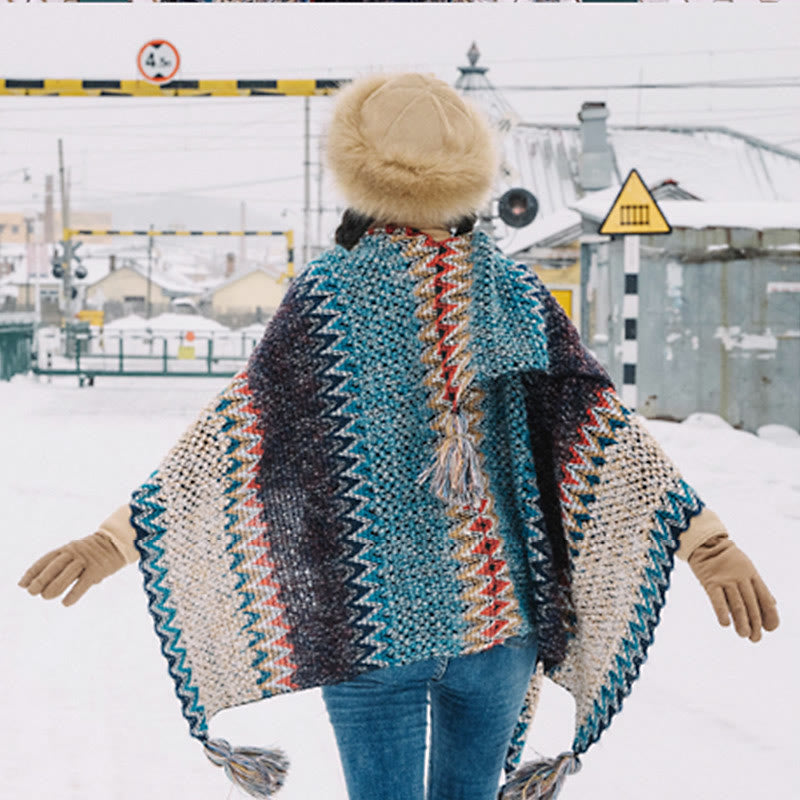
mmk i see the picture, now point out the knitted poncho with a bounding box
[130,227,703,799]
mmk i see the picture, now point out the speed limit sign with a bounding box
[137,40,181,84]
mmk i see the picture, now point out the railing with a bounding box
[0,315,35,381]
[32,328,263,384]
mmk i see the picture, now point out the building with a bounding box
[86,262,200,320]
[202,268,286,328]
[457,45,800,431]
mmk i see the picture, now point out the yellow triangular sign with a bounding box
[599,169,671,235]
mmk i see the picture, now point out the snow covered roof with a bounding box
[87,262,201,297]
[502,124,800,211]
[496,122,800,253]
[498,207,581,255]
[570,194,800,231]
[640,201,800,231]
[205,267,284,295]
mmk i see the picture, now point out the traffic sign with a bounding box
[137,40,180,85]
[599,169,671,235]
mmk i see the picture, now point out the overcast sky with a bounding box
[1,3,798,248]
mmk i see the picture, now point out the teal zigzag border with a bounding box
[132,474,209,740]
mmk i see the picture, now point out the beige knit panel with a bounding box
[157,409,263,720]
[550,416,684,729]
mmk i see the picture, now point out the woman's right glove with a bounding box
[18,532,126,606]
[688,532,779,642]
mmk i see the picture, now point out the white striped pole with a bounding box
[622,234,640,409]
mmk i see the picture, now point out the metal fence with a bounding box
[0,313,34,381]
[32,326,263,384]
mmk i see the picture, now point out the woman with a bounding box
[19,74,778,800]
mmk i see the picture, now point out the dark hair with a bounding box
[451,214,477,236]
[335,209,375,251]
[334,208,477,251]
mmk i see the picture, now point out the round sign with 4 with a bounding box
[137,40,181,85]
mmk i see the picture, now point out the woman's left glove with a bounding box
[18,532,127,607]
[688,533,779,642]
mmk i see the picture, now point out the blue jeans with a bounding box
[321,638,538,800]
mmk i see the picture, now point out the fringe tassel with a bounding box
[499,752,581,800]
[418,409,486,507]
[204,738,289,798]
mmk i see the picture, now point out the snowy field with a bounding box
[1,375,797,800]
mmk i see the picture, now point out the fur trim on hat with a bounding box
[327,73,497,230]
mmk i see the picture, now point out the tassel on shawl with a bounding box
[500,752,581,800]
[418,409,486,507]
[204,738,289,798]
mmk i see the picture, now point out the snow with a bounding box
[498,208,582,255]
[102,314,149,331]
[681,411,733,430]
[767,282,800,294]
[1,377,797,800]
[572,193,800,232]
[659,201,800,231]
[141,313,230,332]
[714,326,778,354]
[757,424,800,450]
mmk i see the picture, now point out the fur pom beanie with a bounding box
[326,73,497,230]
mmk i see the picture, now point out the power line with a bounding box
[486,78,800,92]
[483,45,800,65]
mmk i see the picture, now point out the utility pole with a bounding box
[146,224,154,319]
[44,175,54,245]
[29,217,41,322]
[24,217,33,313]
[303,96,311,266]
[240,201,247,268]
[57,139,72,318]
[317,137,324,256]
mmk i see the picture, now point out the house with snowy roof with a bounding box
[457,45,800,431]
[85,259,202,320]
[200,267,286,328]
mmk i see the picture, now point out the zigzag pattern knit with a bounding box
[130,228,702,789]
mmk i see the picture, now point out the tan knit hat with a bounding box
[326,73,497,230]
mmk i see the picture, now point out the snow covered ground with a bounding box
[1,376,796,800]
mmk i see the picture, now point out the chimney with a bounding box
[225,252,236,278]
[109,254,117,272]
[578,102,612,192]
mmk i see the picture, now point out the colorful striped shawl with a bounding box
[130,228,702,798]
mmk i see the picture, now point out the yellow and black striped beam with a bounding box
[0,78,346,98]
[65,228,296,280]
[66,228,289,237]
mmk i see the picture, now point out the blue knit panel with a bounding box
[332,234,467,663]
[469,232,549,380]
[479,376,539,633]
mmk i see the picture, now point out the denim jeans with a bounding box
[321,637,538,800]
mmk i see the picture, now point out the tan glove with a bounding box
[688,533,779,642]
[18,532,127,607]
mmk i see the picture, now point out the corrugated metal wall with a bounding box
[581,228,800,431]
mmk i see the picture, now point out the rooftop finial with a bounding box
[467,42,480,68]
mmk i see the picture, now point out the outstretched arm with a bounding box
[679,508,779,642]
[18,505,137,606]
